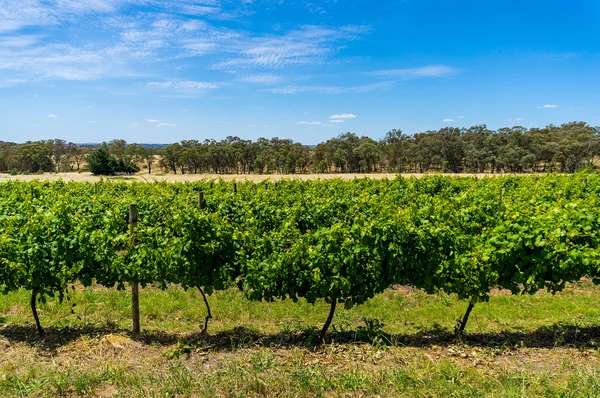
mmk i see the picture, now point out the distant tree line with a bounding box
[0,139,85,174]
[1,122,599,175]
[157,122,600,174]
[0,139,152,175]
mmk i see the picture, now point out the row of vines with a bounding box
[1,175,599,339]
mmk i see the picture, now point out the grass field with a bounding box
[2,281,600,397]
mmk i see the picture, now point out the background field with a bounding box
[0,171,512,183]
[2,281,600,397]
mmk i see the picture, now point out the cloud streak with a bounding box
[212,25,371,71]
[238,74,282,84]
[267,81,393,95]
[538,104,558,108]
[330,113,356,119]
[370,65,459,79]
[148,81,218,89]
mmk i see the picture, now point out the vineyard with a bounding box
[1,174,599,342]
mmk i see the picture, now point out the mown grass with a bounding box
[2,281,600,397]
[3,280,600,337]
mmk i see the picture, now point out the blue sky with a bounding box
[0,0,599,144]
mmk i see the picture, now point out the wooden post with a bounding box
[198,191,204,209]
[129,203,140,334]
[232,182,237,194]
[498,187,503,216]
[584,178,588,187]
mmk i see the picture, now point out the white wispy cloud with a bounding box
[297,121,322,125]
[330,113,356,119]
[212,24,371,71]
[0,7,229,81]
[89,120,97,123]
[47,114,58,118]
[370,65,458,79]
[0,1,247,33]
[0,78,28,87]
[238,74,282,84]
[330,119,345,123]
[0,1,373,94]
[171,1,253,20]
[0,41,140,81]
[148,81,218,89]
[442,118,454,122]
[305,2,327,14]
[176,5,222,17]
[538,104,558,108]
[0,35,44,48]
[268,81,393,95]
[144,118,163,123]
[457,115,465,119]
[157,122,176,127]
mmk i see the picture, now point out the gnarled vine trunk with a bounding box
[197,286,213,334]
[456,297,477,335]
[319,298,337,342]
[31,289,44,336]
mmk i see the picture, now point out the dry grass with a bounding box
[1,332,599,397]
[0,171,512,183]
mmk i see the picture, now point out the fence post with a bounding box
[198,191,205,209]
[584,178,588,187]
[498,187,503,216]
[232,182,237,194]
[129,203,140,334]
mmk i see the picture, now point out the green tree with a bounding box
[88,143,114,175]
